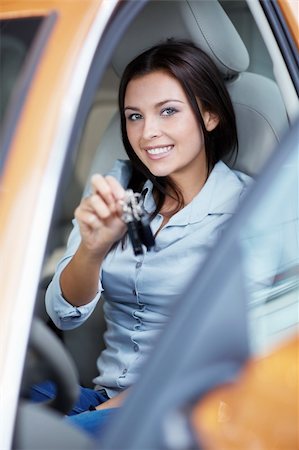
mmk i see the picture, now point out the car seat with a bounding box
[87,0,289,180]
[49,0,290,387]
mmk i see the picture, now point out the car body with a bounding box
[0,0,298,449]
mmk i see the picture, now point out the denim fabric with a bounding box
[65,408,118,438]
[30,381,117,437]
[30,381,109,415]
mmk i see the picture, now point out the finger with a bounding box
[90,174,116,209]
[75,206,99,229]
[75,195,111,228]
[105,177,126,218]
[77,195,109,217]
[86,213,100,228]
[88,194,112,219]
[105,176,126,201]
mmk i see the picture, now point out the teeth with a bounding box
[147,146,173,155]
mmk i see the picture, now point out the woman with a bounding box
[32,40,251,435]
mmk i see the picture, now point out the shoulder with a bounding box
[209,161,253,214]
[214,160,253,191]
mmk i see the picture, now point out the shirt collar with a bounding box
[188,160,249,223]
[142,179,156,213]
[142,161,251,226]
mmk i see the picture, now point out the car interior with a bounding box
[13,0,298,448]
[36,0,291,387]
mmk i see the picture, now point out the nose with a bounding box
[142,115,161,140]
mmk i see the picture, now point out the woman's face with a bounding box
[124,70,218,186]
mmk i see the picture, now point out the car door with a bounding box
[98,113,299,450]
[0,1,146,448]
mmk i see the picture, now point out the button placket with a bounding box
[119,367,128,380]
[131,253,145,354]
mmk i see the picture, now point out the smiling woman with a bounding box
[1,0,298,448]
[124,71,210,191]
[31,40,253,437]
[124,71,210,205]
[119,40,240,216]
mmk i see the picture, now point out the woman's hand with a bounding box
[60,175,126,306]
[75,174,127,257]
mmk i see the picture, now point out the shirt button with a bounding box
[136,262,142,269]
[122,368,127,375]
[132,289,137,296]
[133,344,139,352]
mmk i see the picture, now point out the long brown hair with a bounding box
[118,39,238,217]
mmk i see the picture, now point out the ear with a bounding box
[202,111,219,132]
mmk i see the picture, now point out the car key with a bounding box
[121,189,155,255]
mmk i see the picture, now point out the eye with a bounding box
[127,113,143,121]
[161,107,178,117]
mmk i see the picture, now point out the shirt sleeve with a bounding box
[45,159,132,330]
[45,219,103,330]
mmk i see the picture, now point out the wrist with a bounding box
[78,240,112,264]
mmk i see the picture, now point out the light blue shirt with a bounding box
[45,159,252,397]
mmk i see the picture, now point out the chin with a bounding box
[148,168,171,178]
[145,162,173,178]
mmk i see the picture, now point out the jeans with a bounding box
[30,381,118,437]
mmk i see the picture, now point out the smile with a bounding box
[146,145,173,155]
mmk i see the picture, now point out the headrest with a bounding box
[112,0,249,79]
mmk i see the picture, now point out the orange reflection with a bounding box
[192,335,299,450]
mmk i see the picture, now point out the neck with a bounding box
[159,165,209,218]
[153,150,210,217]
[170,156,208,206]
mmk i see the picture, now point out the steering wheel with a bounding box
[23,318,79,414]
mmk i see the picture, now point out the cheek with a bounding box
[186,117,204,146]
[176,118,203,145]
[127,128,147,160]
[126,129,136,152]
[126,124,139,147]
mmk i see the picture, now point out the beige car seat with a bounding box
[58,0,290,387]
[87,0,289,181]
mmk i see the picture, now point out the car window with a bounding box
[98,121,299,449]
[0,15,56,175]
[0,17,42,126]
[240,141,299,354]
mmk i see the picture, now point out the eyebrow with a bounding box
[124,99,184,111]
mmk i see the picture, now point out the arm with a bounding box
[60,174,126,307]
